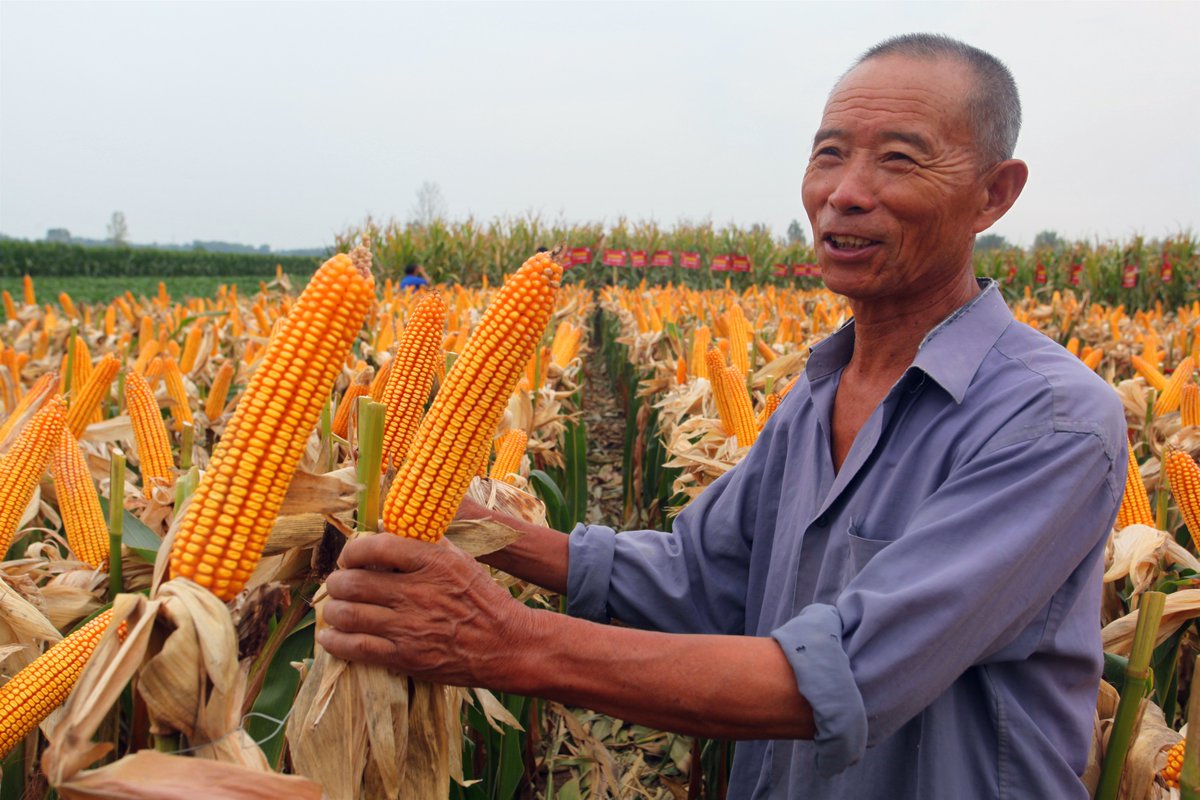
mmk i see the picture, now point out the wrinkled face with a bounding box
[802,55,989,302]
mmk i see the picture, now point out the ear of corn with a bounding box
[1132,354,1168,392]
[204,361,236,421]
[0,396,67,557]
[757,392,781,430]
[1182,383,1200,427]
[489,429,528,484]
[0,372,58,445]
[383,250,562,542]
[0,608,117,758]
[51,426,109,568]
[124,368,175,492]
[1162,738,1185,788]
[65,353,120,439]
[675,356,688,385]
[706,348,758,448]
[161,355,194,429]
[1165,449,1200,551]
[1116,444,1155,529]
[169,250,375,600]
[1154,357,1195,416]
[379,290,447,470]
[332,367,373,439]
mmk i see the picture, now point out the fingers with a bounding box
[338,533,438,571]
[316,627,402,667]
[325,567,409,605]
[322,598,396,635]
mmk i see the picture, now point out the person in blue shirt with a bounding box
[318,34,1125,799]
[399,262,430,291]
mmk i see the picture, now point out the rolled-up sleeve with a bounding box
[768,427,1121,773]
[567,421,777,635]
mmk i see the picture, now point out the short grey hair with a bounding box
[851,33,1021,167]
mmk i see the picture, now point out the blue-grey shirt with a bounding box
[567,280,1126,799]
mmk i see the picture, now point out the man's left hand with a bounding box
[317,534,533,685]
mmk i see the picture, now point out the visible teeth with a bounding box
[830,235,873,248]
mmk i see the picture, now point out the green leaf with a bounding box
[246,613,315,769]
[98,496,162,563]
[529,470,570,533]
[1103,652,1129,691]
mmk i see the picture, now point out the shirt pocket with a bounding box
[844,521,895,581]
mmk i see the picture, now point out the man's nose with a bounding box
[826,158,878,214]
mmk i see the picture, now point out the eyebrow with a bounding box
[811,128,933,155]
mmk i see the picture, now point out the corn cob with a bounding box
[489,429,528,484]
[0,372,57,446]
[676,356,688,385]
[124,367,174,492]
[169,250,375,599]
[725,308,750,376]
[757,392,781,430]
[1132,354,1168,392]
[204,361,236,421]
[1154,357,1195,416]
[379,291,446,470]
[21,274,34,307]
[161,355,194,429]
[1116,444,1155,529]
[383,250,562,542]
[1162,738,1185,788]
[65,354,120,439]
[332,367,373,440]
[51,427,109,568]
[1082,348,1104,371]
[179,322,206,373]
[1165,449,1200,551]
[689,326,712,380]
[2,291,14,322]
[369,359,392,402]
[706,348,758,448]
[755,337,779,365]
[0,396,66,557]
[0,609,119,758]
[1183,383,1200,427]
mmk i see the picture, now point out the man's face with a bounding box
[801,55,989,302]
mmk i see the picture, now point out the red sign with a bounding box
[602,249,627,267]
[680,252,700,269]
[570,247,592,266]
[651,250,673,267]
[1069,263,1083,286]
[731,255,751,273]
[1122,262,1139,289]
[1005,264,1017,285]
[711,255,730,272]
[793,263,819,277]
[1161,255,1173,283]
[630,250,648,268]
[773,263,789,277]
[1035,262,1047,285]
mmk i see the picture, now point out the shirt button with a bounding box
[814,513,830,528]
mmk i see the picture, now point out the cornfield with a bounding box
[2,234,1200,799]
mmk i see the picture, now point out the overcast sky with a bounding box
[1,1,1196,250]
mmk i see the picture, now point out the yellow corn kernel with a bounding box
[51,427,109,568]
[124,368,174,492]
[706,348,758,448]
[1162,738,1185,789]
[169,249,375,600]
[0,609,119,758]
[1154,357,1195,416]
[65,353,120,439]
[383,250,562,542]
[1116,444,1155,530]
[379,291,446,470]
[0,396,67,557]
[489,429,528,484]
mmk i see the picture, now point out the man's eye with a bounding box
[812,147,840,161]
[885,152,915,163]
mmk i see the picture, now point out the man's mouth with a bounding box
[825,234,878,250]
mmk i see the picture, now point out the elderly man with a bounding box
[319,34,1126,798]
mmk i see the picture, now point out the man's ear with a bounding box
[974,159,1029,234]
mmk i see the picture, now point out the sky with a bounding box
[1,1,1197,251]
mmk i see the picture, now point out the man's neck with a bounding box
[844,271,981,383]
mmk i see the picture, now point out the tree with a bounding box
[410,181,447,226]
[1032,229,1063,252]
[786,219,808,246]
[107,211,129,247]
[974,233,1010,252]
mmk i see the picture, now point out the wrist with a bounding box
[490,605,562,696]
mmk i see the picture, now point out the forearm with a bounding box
[495,610,815,741]
[474,510,569,594]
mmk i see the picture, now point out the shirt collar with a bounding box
[805,278,1013,404]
